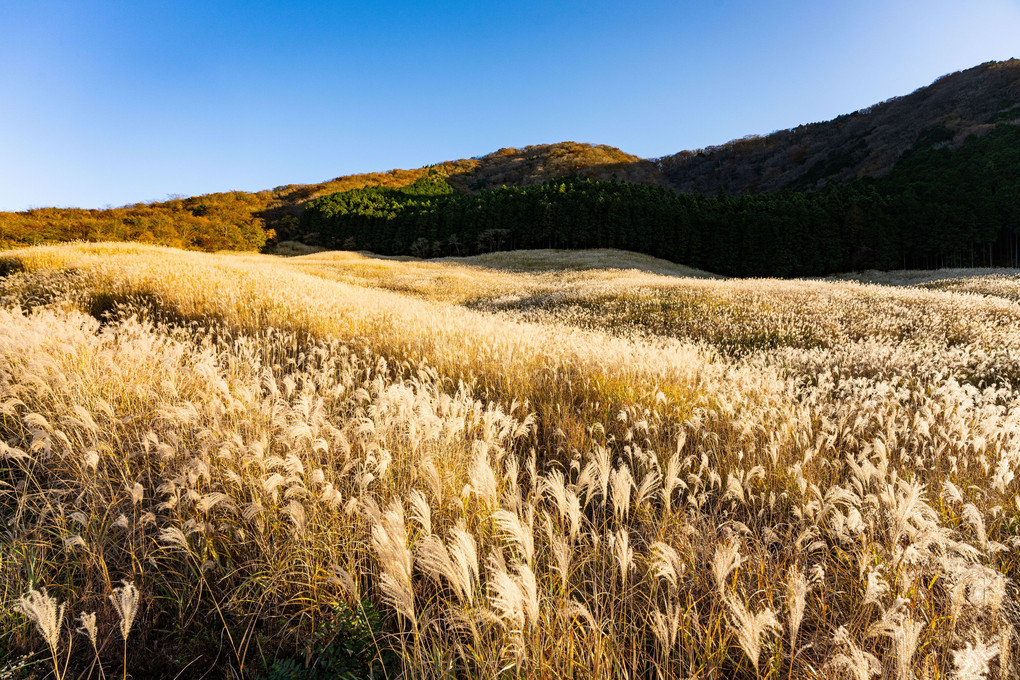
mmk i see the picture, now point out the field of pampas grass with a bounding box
[1,242,1018,679]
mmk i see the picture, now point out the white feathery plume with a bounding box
[952,638,999,680]
[609,464,633,523]
[828,626,881,680]
[109,580,140,640]
[77,611,98,648]
[896,616,924,679]
[649,541,685,590]
[712,540,741,594]
[610,527,634,584]
[408,489,432,536]
[467,449,498,505]
[492,507,535,567]
[546,527,573,592]
[724,595,781,672]
[371,500,416,625]
[961,503,987,553]
[786,566,809,657]
[448,525,480,605]
[863,568,889,607]
[17,587,65,653]
[488,561,525,630]
[649,599,683,653]
[417,526,479,606]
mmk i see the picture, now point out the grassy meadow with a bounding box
[1,243,1018,679]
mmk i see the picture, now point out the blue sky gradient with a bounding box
[2,0,1018,210]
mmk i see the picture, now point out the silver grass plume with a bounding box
[786,566,809,658]
[712,540,741,595]
[828,626,880,680]
[487,560,539,630]
[77,612,98,648]
[952,638,999,680]
[492,507,535,568]
[724,595,781,672]
[408,489,432,535]
[650,599,683,653]
[371,500,416,625]
[17,587,65,654]
[416,526,478,606]
[649,541,685,590]
[610,527,634,584]
[609,464,633,523]
[109,581,140,640]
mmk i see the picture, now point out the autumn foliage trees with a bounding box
[0,191,270,251]
[0,161,477,252]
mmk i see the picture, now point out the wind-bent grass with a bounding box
[0,242,1018,679]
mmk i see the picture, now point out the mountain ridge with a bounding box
[655,58,1020,194]
[263,57,1020,203]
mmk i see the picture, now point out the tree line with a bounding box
[301,123,1020,277]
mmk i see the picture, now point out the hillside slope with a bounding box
[657,59,1020,194]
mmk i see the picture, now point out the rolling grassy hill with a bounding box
[1,242,1019,678]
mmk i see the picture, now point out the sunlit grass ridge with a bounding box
[1,242,1018,679]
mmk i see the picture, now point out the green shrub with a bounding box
[262,601,397,680]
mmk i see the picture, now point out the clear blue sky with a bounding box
[2,0,1018,211]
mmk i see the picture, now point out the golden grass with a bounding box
[0,243,1018,679]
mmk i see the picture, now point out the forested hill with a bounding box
[297,59,1020,277]
[656,59,1020,195]
[1,59,1018,275]
[0,143,650,251]
[300,114,1020,278]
